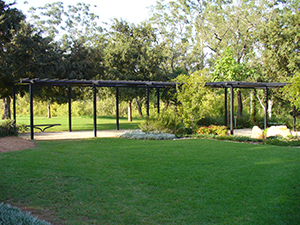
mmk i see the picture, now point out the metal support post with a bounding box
[224,88,227,127]
[29,84,34,140]
[116,87,119,130]
[157,87,160,114]
[146,86,149,117]
[68,87,72,132]
[230,85,234,135]
[264,87,268,130]
[93,85,97,137]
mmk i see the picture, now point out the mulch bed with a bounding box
[0,136,37,153]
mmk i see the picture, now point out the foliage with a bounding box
[0,202,50,225]
[104,20,166,102]
[27,2,103,46]
[285,73,300,108]
[257,3,300,82]
[265,136,300,147]
[212,48,254,81]
[149,0,205,74]
[119,130,176,140]
[0,120,18,137]
[196,125,228,136]
[139,109,181,134]
[175,69,209,129]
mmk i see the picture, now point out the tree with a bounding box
[27,2,103,48]
[1,21,64,118]
[149,0,205,75]
[257,0,300,116]
[104,20,166,121]
[0,0,25,119]
[175,69,209,129]
[212,48,254,117]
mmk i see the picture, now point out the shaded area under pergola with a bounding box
[205,81,295,135]
[12,78,180,140]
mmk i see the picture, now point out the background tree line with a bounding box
[1,0,300,126]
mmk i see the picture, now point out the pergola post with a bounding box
[230,85,234,135]
[157,87,160,114]
[68,86,72,132]
[264,87,268,130]
[224,88,227,127]
[116,87,119,130]
[293,105,296,132]
[146,85,149,117]
[13,85,16,123]
[93,85,97,137]
[29,83,34,140]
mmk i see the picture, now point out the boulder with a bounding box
[251,126,264,139]
[266,125,292,138]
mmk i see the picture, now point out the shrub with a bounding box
[0,202,50,225]
[139,110,182,134]
[265,136,300,146]
[119,131,176,140]
[0,120,18,137]
[196,125,228,136]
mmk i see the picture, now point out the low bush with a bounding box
[139,110,182,134]
[119,130,176,140]
[196,125,228,136]
[265,136,300,146]
[0,120,18,137]
[0,120,28,137]
[0,202,50,225]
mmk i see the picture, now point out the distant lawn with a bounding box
[15,116,143,132]
[1,138,299,224]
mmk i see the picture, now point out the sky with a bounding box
[13,0,160,25]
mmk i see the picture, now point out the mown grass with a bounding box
[1,138,300,224]
[15,116,143,132]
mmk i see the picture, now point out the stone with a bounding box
[266,125,292,138]
[251,126,264,139]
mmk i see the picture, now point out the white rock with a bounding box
[266,125,292,138]
[251,126,264,139]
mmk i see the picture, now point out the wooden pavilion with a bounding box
[205,81,294,135]
[11,78,180,140]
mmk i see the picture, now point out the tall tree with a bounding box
[104,20,166,120]
[0,1,25,119]
[1,21,63,117]
[149,0,205,75]
[212,48,254,117]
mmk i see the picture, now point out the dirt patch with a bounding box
[0,136,37,153]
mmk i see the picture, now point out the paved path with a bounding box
[20,129,255,141]
[19,128,300,141]
[20,130,132,140]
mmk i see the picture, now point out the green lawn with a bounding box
[1,138,300,224]
[15,116,143,132]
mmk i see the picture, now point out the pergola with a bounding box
[12,78,180,140]
[205,81,293,135]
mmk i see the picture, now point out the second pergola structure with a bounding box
[12,78,180,140]
[205,81,293,135]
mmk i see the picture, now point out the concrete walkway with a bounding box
[20,130,131,140]
[20,128,256,141]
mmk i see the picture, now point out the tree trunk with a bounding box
[257,94,273,119]
[237,90,243,118]
[2,97,11,120]
[128,100,132,122]
[250,89,257,125]
[135,98,143,117]
[268,100,273,119]
[47,102,51,118]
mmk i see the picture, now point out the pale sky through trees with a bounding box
[13,0,160,25]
